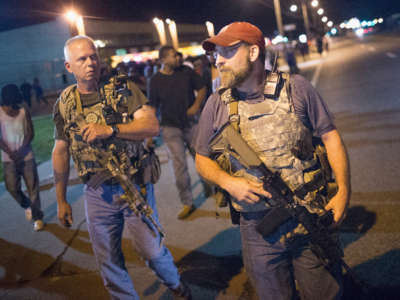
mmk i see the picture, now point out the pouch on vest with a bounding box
[134,146,161,185]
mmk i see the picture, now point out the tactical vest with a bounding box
[58,79,143,181]
[218,73,329,215]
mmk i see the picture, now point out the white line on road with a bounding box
[387,52,397,58]
[311,59,323,87]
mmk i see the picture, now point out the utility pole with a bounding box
[273,0,284,36]
[301,0,311,37]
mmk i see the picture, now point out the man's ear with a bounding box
[64,61,73,74]
[248,45,260,62]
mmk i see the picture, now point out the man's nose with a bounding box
[87,57,96,66]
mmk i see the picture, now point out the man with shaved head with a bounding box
[52,36,191,299]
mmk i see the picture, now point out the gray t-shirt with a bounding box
[194,74,335,157]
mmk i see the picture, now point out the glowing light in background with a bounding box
[299,34,307,43]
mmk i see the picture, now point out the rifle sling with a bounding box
[227,99,313,202]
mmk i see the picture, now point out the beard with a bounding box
[219,55,253,89]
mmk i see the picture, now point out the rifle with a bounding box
[70,115,165,239]
[209,122,354,274]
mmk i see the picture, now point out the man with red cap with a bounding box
[194,22,350,299]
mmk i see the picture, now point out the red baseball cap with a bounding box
[202,22,265,54]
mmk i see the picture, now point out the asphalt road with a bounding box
[298,32,400,298]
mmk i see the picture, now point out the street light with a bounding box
[311,0,318,7]
[322,16,328,23]
[290,4,298,12]
[64,10,85,36]
[327,21,333,27]
[273,0,284,36]
[166,18,179,49]
[317,8,324,15]
[153,18,167,46]
[205,21,215,37]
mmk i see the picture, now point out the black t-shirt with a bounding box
[148,68,205,129]
[194,74,336,157]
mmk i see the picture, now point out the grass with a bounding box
[0,115,55,182]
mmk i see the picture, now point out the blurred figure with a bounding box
[32,77,48,105]
[323,35,331,53]
[176,52,193,71]
[144,59,154,97]
[193,56,212,98]
[61,72,69,87]
[20,80,32,108]
[0,84,44,231]
[316,35,324,56]
[298,42,309,61]
[149,45,207,219]
[283,42,299,74]
[205,51,221,93]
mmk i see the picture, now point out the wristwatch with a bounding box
[110,124,120,138]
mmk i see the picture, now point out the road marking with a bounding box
[311,59,323,87]
[387,52,397,58]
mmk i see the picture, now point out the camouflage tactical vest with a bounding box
[58,79,143,181]
[220,73,328,216]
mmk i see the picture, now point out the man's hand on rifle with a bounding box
[58,201,73,227]
[224,177,271,204]
[324,190,349,227]
[81,123,113,143]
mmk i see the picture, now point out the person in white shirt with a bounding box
[0,84,44,231]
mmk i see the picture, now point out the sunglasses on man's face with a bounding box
[211,42,245,60]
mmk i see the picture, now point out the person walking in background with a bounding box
[20,80,32,108]
[149,45,207,219]
[0,84,44,231]
[316,35,324,56]
[32,77,48,105]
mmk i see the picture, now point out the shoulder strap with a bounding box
[58,84,77,120]
[74,88,83,115]
[228,100,239,131]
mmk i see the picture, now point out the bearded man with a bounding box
[193,22,351,300]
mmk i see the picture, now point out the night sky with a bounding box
[1,0,399,35]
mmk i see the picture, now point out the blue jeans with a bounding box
[84,182,180,300]
[240,210,343,300]
[3,159,43,221]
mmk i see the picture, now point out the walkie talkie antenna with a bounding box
[271,51,279,73]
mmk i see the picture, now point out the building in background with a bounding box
[0,17,208,93]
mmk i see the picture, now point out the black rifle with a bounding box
[209,123,353,273]
[70,115,164,239]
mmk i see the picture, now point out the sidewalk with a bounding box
[0,144,255,300]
